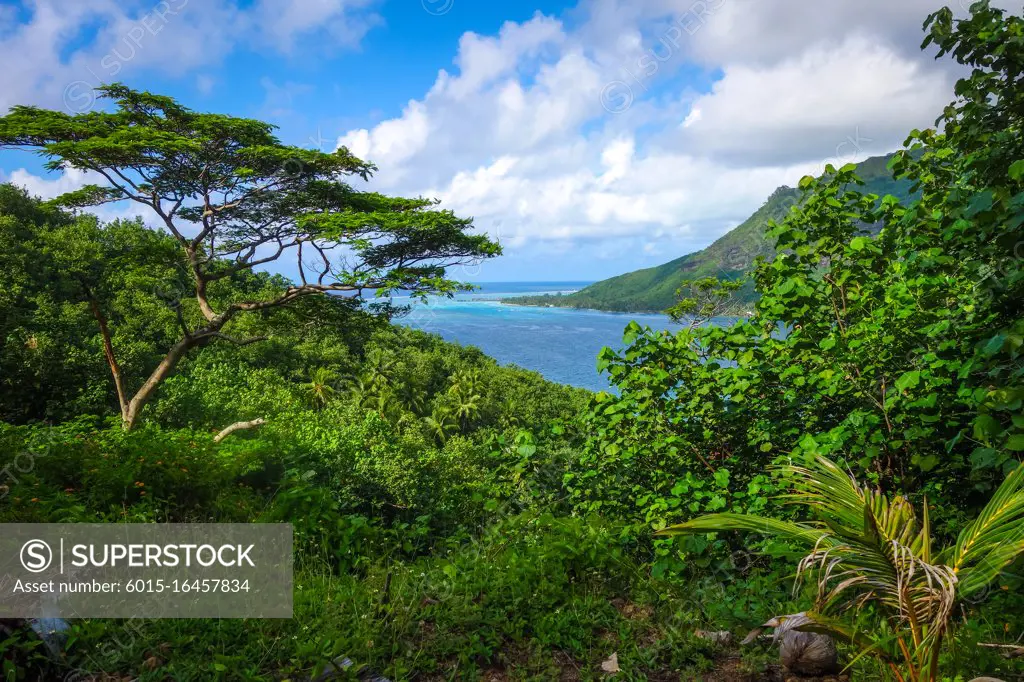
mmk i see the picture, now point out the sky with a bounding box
[0,0,1020,282]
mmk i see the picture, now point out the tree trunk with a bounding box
[121,336,197,431]
[80,281,130,421]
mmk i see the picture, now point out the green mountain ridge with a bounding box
[505,154,914,314]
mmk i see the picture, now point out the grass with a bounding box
[53,515,768,681]
[7,517,1020,680]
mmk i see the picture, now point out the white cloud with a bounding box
[432,150,823,248]
[339,100,431,177]
[0,0,381,114]
[440,14,565,98]
[688,1,945,66]
[672,36,953,165]
[5,167,97,199]
[2,166,154,224]
[599,136,634,184]
[331,0,963,259]
[248,0,381,53]
[337,12,577,185]
[4,0,997,277]
[688,0,1024,67]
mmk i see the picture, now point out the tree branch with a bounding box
[978,642,1024,658]
[79,278,129,418]
[213,418,267,443]
[204,239,291,281]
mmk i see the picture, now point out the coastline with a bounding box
[499,296,667,316]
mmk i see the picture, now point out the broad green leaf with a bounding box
[1009,159,1024,181]
[895,370,921,392]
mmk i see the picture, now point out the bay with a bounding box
[392,282,680,392]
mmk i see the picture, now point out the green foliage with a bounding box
[661,455,1024,681]
[566,318,785,578]
[0,85,500,429]
[54,515,739,681]
[0,420,272,524]
[665,277,748,326]
[0,183,590,549]
[572,2,1024,678]
[4,4,1024,680]
[0,185,174,421]
[581,0,1024,544]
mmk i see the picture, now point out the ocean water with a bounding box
[392,282,680,392]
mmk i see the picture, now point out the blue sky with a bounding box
[1,0,1012,281]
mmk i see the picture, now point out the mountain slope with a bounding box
[505,155,913,313]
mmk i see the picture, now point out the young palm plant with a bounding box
[424,406,458,446]
[448,368,483,432]
[301,367,340,409]
[659,455,1024,682]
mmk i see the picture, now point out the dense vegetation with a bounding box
[1,3,1023,681]
[504,155,915,314]
[0,84,500,430]
[569,3,1024,678]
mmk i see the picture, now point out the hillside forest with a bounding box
[0,3,1023,681]
[502,155,918,314]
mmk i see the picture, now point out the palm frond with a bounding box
[657,455,1024,681]
[942,461,1024,597]
[657,512,827,546]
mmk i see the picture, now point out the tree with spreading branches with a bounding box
[0,85,500,429]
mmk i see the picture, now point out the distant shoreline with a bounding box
[500,295,665,316]
[500,295,755,319]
